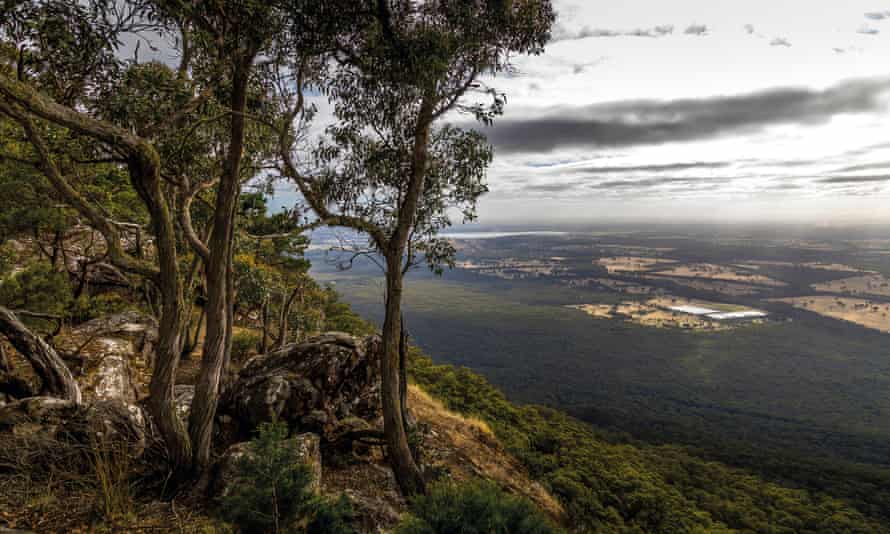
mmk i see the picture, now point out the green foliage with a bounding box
[231,331,262,362]
[408,350,887,533]
[0,242,14,277]
[396,480,559,534]
[305,495,355,534]
[0,262,71,316]
[219,421,355,534]
[69,293,131,323]
[322,288,376,337]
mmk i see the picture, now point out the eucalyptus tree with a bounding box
[0,0,194,460]
[0,0,314,474]
[277,0,555,496]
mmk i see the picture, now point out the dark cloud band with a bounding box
[474,78,890,154]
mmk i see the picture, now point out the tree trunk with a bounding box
[181,306,205,360]
[189,58,249,470]
[140,164,192,474]
[399,313,410,429]
[260,296,270,355]
[275,285,301,350]
[0,343,10,374]
[0,306,81,403]
[382,260,425,496]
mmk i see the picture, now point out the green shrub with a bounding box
[69,293,131,323]
[231,331,262,362]
[0,262,72,317]
[306,495,355,534]
[219,422,355,534]
[395,480,559,534]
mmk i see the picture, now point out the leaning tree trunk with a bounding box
[0,343,10,374]
[382,260,426,496]
[140,164,193,474]
[189,57,249,471]
[0,306,81,403]
[276,285,301,350]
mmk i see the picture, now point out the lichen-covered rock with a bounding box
[212,432,322,499]
[55,312,158,402]
[0,396,78,438]
[0,396,147,456]
[220,333,381,442]
[173,384,194,422]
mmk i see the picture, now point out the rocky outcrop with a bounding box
[212,432,322,500]
[220,333,382,442]
[55,312,158,403]
[0,396,147,456]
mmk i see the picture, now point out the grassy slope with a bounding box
[408,349,886,533]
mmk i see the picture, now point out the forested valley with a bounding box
[0,1,888,533]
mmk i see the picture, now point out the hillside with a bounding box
[408,349,887,533]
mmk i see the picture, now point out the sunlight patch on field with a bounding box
[597,256,678,273]
[568,296,766,332]
[812,274,890,297]
[772,296,890,334]
[651,263,787,287]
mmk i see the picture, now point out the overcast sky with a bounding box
[440,0,890,225]
[250,2,890,224]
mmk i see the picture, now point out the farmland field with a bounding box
[310,224,890,518]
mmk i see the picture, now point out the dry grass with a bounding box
[408,385,493,437]
[651,263,786,286]
[597,256,677,273]
[568,297,765,332]
[407,385,565,523]
[772,296,890,333]
[320,385,566,529]
[812,274,890,297]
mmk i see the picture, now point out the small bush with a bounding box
[69,293,130,323]
[0,262,72,317]
[395,480,560,534]
[231,331,262,362]
[219,421,355,534]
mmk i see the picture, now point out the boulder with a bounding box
[212,432,322,499]
[220,333,381,442]
[55,312,158,403]
[0,396,78,438]
[173,384,195,423]
[0,396,147,456]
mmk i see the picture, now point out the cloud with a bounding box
[819,175,890,183]
[555,25,677,41]
[684,24,708,36]
[770,37,792,47]
[524,182,588,193]
[590,177,730,189]
[857,26,880,35]
[553,162,731,174]
[475,78,890,154]
[864,11,890,20]
[833,162,890,173]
